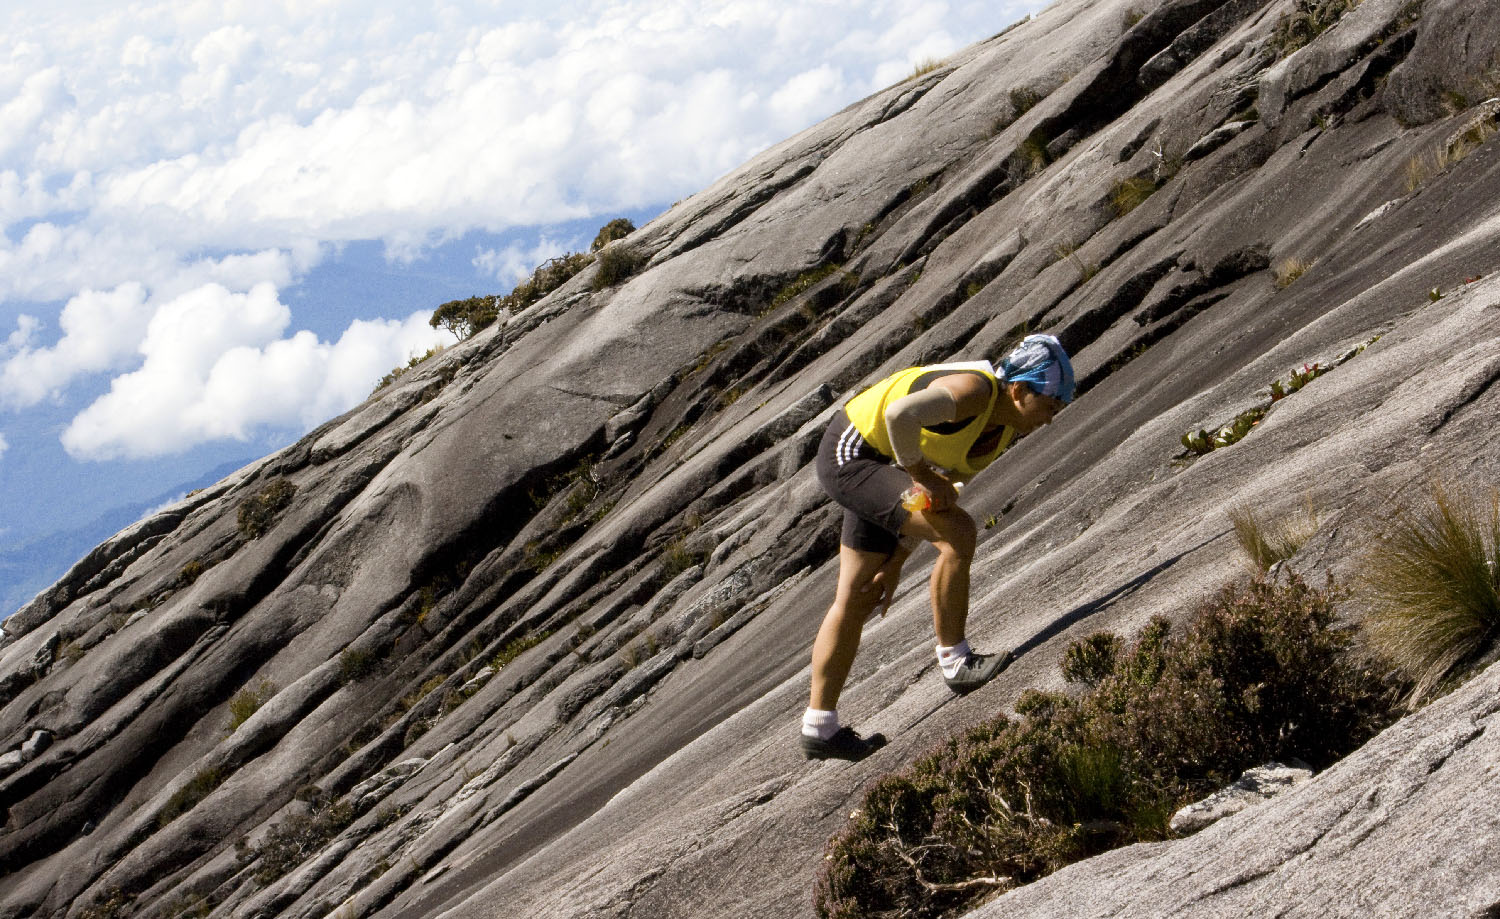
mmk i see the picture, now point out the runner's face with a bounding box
[1011,384,1064,432]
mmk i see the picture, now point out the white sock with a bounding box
[937,639,972,679]
[802,708,840,740]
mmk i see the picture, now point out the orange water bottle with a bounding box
[900,486,930,512]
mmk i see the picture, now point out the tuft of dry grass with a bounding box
[908,58,945,80]
[1273,257,1314,288]
[1228,502,1320,573]
[1017,130,1052,176]
[1446,117,1496,163]
[1405,115,1497,193]
[1109,175,1158,217]
[1405,149,1448,194]
[1010,86,1042,117]
[1359,482,1500,705]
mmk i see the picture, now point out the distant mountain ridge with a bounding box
[2,0,1499,917]
[0,460,252,618]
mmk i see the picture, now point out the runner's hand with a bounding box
[906,463,958,512]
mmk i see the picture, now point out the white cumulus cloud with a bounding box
[1,0,1044,462]
[0,432,8,462]
[60,284,451,460]
[474,235,577,285]
[4,0,1038,285]
[2,283,150,407]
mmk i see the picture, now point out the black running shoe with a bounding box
[944,650,1013,694]
[800,727,888,761]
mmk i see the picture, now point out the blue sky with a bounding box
[0,0,1048,613]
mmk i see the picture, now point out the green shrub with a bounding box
[403,717,432,748]
[178,559,206,587]
[815,575,1396,919]
[591,244,648,291]
[525,453,601,517]
[1181,405,1266,455]
[439,682,478,717]
[431,248,599,340]
[158,767,227,828]
[238,478,297,539]
[591,217,637,251]
[338,647,379,684]
[1359,482,1500,704]
[526,251,596,299]
[492,632,548,670]
[662,536,707,579]
[400,674,448,712]
[521,540,563,572]
[1060,632,1121,686]
[431,296,501,340]
[227,678,278,731]
[763,264,856,315]
[1183,361,1335,456]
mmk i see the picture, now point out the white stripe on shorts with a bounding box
[837,423,863,466]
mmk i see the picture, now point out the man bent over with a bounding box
[801,335,1075,760]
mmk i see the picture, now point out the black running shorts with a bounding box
[815,409,912,555]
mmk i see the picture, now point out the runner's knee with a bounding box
[931,511,976,559]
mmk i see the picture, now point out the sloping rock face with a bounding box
[3,0,1500,917]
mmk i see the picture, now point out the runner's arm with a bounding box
[884,386,959,468]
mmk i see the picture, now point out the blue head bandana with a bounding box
[999,334,1075,403]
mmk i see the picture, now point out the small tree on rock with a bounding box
[431,296,499,341]
[591,218,636,252]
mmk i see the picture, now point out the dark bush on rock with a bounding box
[523,251,596,301]
[814,575,1399,919]
[430,295,500,340]
[591,217,636,251]
[1269,0,1362,58]
[76,889,132,919]
[158,767,227,829]
[432,250,597,339]
[237,479,297,540]
[338,647,380,684]
[239,798,357,886]
[226,678,278,731]
[1059,632,1121,686]
[428,217,640,338]
[591,243,648,290]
